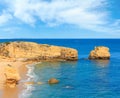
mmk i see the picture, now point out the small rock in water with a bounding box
[37,82,43,85]
[48,78,59,84]
[25,81,43,85]
[25,81,35,85]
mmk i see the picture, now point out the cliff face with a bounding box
[0,42,78,61]
[4,66,20,88]
[89,46,110,60]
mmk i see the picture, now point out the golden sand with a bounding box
[0,59,34,98]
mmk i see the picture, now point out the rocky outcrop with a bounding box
[25,81,43,85]
[89,46,110,60]
[48,78,59,84]
[0,41,78,61]
[4,65,21,88]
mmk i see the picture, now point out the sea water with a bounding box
[0,39,120,98]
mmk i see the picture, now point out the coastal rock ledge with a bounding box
[89,46,110,60]
[0,41,78,61]
[5,65,20,88]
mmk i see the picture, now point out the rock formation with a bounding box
[48,78,59,84]
[25,81,43,85]
[89,46,110,60]
[0,41,78,61]
[4,65,21,88]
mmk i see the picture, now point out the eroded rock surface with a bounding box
[89,46,110,60]
[0,41,78,61]
[4,66,21,88]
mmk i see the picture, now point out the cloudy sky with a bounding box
[0,0,120,38]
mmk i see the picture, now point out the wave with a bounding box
[19,63,38,98]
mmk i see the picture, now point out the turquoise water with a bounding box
[23,60,120,98]
[0,39,120,98]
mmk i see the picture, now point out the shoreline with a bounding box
[19,63,37,98]
[0,59,39,98]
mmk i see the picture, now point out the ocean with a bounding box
[0,39,120,98]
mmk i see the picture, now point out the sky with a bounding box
[0,0,120,39]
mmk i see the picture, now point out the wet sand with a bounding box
[0,59,34,98]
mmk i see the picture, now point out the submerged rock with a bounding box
[0,41,78,61]
[89,46,110,60]
[37,82,43,85]
[4,65,21,88]
[48,78,59,84]
[25,81,35,85]
[25,81,43,85]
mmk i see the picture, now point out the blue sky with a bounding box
[0,0,120,38]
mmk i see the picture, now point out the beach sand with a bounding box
[0,59,34,98]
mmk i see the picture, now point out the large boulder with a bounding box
[48,78,59,84]
[0,42,78,61]
[4,65,21,88]
[89,46,110,60]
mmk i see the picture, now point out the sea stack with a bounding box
[89,46,110,60]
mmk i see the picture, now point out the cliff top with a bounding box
[0,41,78,61]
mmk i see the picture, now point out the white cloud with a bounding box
[6,0,107,26]
[1,27,20,33]
[0,11,12,25]
[1,0,120,33]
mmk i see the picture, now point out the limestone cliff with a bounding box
[4,65,20,88]
[0,41,78,61]
[89,46,110,60]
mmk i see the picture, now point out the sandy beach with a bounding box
[0,58,34,98]
[0,41,78,98]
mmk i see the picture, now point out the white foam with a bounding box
[19,63,39,98]
[64,85,73,89]
[19,85,35,98]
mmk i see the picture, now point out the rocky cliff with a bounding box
[4,65,20,88]
[89,46,110,60]
[0,41,78,61]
